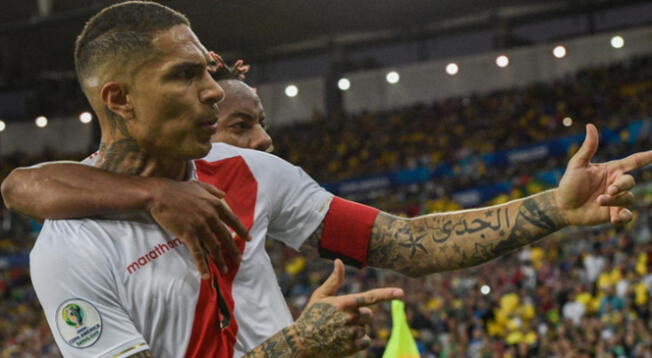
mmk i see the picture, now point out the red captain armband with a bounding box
[318,197,380,268]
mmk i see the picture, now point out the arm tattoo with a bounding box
[243,326,299,357]
[293,302,351,357]
[244,302,357,357]
[126,350,153,358]
[367,191,565,277]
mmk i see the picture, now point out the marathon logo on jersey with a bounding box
[127,238,184,274]
[56,299,102,348]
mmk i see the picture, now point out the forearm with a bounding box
[243,325,306,358]
[367,190,567,277]
[1,163,156,220]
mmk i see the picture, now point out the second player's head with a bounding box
[75,1,224,160]
[209,59,273,152]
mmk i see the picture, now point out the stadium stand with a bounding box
[2,53,652,356]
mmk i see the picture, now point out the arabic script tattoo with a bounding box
[368,191,564,277]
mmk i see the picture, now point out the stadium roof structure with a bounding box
[0,0,649,69]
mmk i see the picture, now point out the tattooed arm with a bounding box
[304,125,652,277]
[366,124,652,276]
[244,260,403,358]
[367,190,565,276]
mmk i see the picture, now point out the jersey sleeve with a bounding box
[244,151,333,251]
[30,220,150,358]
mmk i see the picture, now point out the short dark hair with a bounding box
[74,1,189,86]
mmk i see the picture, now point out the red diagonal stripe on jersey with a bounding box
[184,157,257,358]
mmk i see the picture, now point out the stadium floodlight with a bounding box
[553,45,567,58]
[79,111,93,123]
[480,285,491,295]
[35,116,48,128]
[563,116,573,127]
[284,84,298,98]
[446,63,459,75]
[337,78,351,91]
[611,35,624,49]
[0,120,5,132]
[496,55,510,68]
[386,71,400,84]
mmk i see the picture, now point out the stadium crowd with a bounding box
[272,55,652,184]
[2,55,652,356]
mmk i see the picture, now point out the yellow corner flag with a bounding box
[382,300,421,358]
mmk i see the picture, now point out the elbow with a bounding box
[1,168,32,212]
[1,170,19,210]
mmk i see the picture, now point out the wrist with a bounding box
[282,325,310,358]
[549,188,571,228]
[139,177,167,213]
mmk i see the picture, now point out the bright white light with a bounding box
[338,78,351,91]
[481,285,491,295]
[446,63,459,75]
[496,55,510,68]
[285,85,298,98]
[35,116,48,128]
[553,45,567,58]
[563,117,573,127]
[79,112,93,123]
[611,35,624,49]
[0,120,5,132]
[386,71,400,84]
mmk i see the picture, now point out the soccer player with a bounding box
[8,2,405,357]
[5,3,652,358]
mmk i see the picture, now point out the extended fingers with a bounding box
[216,199,251,241]
[568,124,599,168]
[196,181,225,198]
[186,240,210,280]
[607,174,636,195]
[610,207,633,225]
[597,191,635,207]
[311,259,345,301]
[210,219,241,270]
[347,307,373,325]
[616,150,652,172]
[339,288,404,309]
[196,223,228,274]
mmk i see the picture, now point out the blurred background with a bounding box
[2,0,652,356]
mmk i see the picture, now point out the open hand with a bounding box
[290,260,404,357]
[147,178,250,278]
[556,124,652,226]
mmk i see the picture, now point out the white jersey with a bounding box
[31,143,333,357]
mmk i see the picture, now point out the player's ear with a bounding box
[100,81,134,120]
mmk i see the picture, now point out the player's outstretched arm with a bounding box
[1,162,249,277]
[364,124,652,277]
[244,259,404,358]
[3,161,160,220]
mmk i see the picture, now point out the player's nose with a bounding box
[251,126,273,152]
[200,74,225,105]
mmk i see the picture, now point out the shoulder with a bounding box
[198,143,298,179]
[201,143,284,165]
[31,218,112,265]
